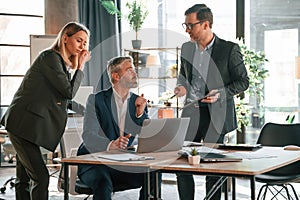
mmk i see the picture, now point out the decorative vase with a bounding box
[188,155,200,165]
[132,40,142,49]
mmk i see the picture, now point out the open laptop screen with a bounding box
[137,118,190,153]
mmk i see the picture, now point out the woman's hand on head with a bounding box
[77,50,91,71]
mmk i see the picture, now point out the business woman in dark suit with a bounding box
[1,22,91,200]
[174,4,249,200]
[77,56,160,200]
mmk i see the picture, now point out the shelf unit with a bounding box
[123,47,181,118]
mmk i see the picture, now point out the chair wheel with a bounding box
[0,186,6,193]
[10,181,15,187]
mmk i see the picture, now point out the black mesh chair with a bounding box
[0,135,16,193]
[255,122,300,200]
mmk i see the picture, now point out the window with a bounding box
[264,29,298,122]
[121,0,236,48]
[248,0,300,124]
[0,0,44,118]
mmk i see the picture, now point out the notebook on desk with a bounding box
[136,117,190,153]
[98,152,155,162]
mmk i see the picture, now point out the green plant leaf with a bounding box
[190,147,198,156]
[99,0,122,18]
[235,39,269,130]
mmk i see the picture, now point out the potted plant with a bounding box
[125,0,149,49]
[235,41,269,143]
[188,147,200,165]
[235,98,251,143]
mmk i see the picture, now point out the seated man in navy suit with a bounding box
[77,56,161,200]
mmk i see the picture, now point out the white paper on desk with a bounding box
[225,152,277,159]
[183,141,203,147]
[98,153,154,162]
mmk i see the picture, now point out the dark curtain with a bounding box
[78,0,121,92]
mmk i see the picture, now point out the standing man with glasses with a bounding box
[174,4,249,200]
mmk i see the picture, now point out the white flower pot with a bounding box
[188,155,200,165]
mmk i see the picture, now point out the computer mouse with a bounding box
[283,145,300,150]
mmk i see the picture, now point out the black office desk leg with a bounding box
[64,163,69,200]
[153,171,161,200]
[232,177,236,200]
[144,171,150,200]
[224,179,228,200]
[250,176,255,200]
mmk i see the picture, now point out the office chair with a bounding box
[2,136,16,164]
[255,122,300,200]
[0,136,16,193]
[0,138,60,194]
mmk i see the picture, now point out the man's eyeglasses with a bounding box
[182,21,203,30]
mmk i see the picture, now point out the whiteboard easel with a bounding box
[30,35,56,64]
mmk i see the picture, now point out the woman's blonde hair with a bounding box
[50,21,90,67]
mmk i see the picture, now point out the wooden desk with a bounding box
[151,146,300,200]
[61,147,300,200]
[61,151,180,200]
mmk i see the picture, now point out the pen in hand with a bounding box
[168,94,177,99]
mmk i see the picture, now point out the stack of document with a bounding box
[98,153,154,161]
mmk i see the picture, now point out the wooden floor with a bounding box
[0,166,299,200]
[0,166,254,200]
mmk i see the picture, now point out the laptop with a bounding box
[218,143,262,151]
[199,152,242,162]
[178,150,242,162]
[136,117,190,153]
